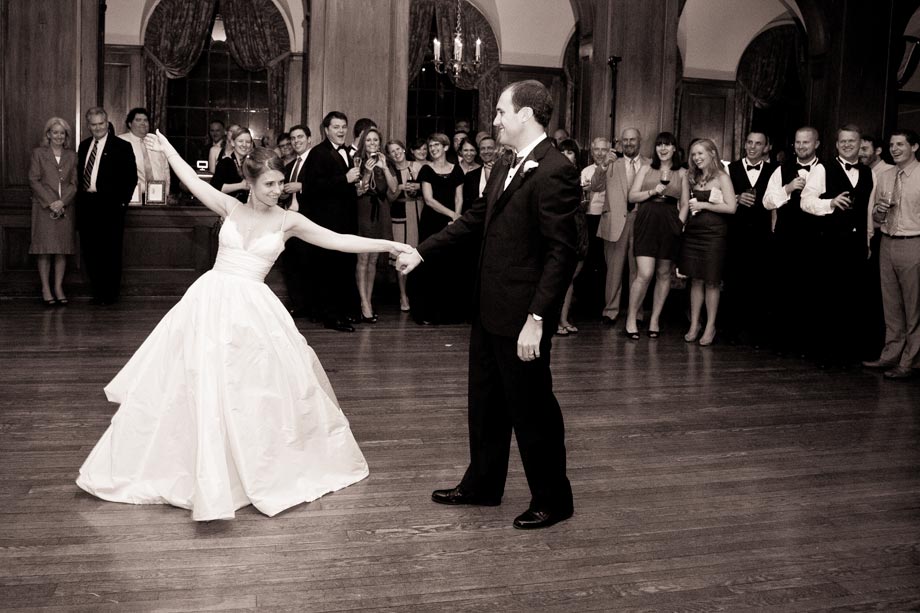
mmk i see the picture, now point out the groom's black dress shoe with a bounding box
[512,508,573,530]
[324,319,355,332]
[431,486,501,506]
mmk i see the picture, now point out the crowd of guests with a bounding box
[571,124,919,380]
[26,106,920,379]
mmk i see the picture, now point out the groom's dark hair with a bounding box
[505,80,553,128]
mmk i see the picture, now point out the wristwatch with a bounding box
[530,313,543,322]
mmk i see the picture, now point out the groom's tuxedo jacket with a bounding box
[418,138,579,336]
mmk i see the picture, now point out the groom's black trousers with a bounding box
[459,319,573,513]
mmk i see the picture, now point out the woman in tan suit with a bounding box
[29,117,77,306]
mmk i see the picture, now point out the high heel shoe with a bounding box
[43,298,56,308]
[699,330,716,346]
[684,327,700,343]
[360,313,378,324]
[624,329,640,340]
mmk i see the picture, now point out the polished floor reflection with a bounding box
[1,298,918,611]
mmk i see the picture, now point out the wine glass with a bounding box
[876,188,892,223]
[660,168,671,187]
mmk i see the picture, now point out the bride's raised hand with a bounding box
[144,129,172,154]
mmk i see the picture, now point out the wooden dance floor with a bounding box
[1,298,919,611]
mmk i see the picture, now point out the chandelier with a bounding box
[432,0,482,77]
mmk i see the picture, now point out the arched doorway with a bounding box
[143,0,291,160]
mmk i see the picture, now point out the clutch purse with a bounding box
[693,189,712,202]
[693,189,711,202]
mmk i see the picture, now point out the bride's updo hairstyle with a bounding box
[241,146,285,182]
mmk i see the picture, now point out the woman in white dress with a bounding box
[76,130,412,521]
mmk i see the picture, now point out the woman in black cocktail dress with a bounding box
[678,138,737,346]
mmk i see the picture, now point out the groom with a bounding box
[397,80,579,529]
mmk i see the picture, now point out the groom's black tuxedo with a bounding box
[418,137,579,513]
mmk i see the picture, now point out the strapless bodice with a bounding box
[211,219,285,282]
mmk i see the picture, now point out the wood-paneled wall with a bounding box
[307,0,409,142]
[588,0,680,156]
[677,78,736,160]
[0,0,97,190]
[103,45,144,133]
[799,0,902,145]
[0,0,97,297]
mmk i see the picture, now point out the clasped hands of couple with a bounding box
[393,250,544,363]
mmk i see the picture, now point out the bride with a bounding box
[76,130,412,521]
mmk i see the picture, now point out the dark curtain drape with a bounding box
[409,0,500,132]
[220,0,291,137]
[734,25,801,154]
[408,1,436,84]
[144,0,217,131]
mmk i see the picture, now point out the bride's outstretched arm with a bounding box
[285,214,412,257]
[144,130,234,217]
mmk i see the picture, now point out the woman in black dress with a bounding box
[625,132,686,339]
[354,127,398,322]
[678,138,737,346]
[211,126,253,203]
[409,133,464,324]
[556,139,589,336]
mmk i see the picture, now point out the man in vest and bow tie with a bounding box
[801,124,875,368]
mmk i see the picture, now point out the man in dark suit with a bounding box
[398,80,580,530]
[723,131,776,346]
[76,106,137,305]
[280,124,313,318]
[301,112,361,331]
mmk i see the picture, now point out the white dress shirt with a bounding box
[84,133,108,193]
[581,164,605,215]
[762,157,817,210]
[504,134,547,190]
[743,158,764,187]
[800,157,874,242]
[119,131,170,197]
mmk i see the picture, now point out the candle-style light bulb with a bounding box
[433,38,440,61]
[475,38,481,62]
[454,34,462,63]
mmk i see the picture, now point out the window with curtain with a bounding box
[165,37,270,163]
[406,17,479,146]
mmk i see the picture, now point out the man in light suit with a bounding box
[77,106,137,305]
[398,80,579,530]
[590,128,649,324]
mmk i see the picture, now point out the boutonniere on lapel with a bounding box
[520,160,540,179]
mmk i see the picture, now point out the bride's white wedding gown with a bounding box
[76,206,369,520]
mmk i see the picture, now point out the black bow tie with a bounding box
[796,163,811,172]
[746,163,761,172]
[336,144,349,152]
[839,159,856,171]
